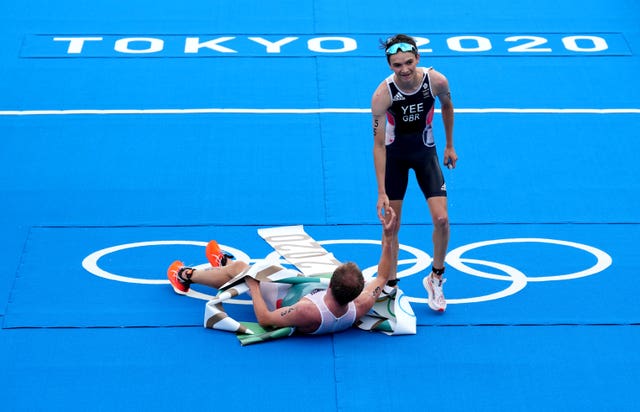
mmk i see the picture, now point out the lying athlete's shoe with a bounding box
[167,260,193,295]
[206,240,234,267]
[379,279,400,299]
[423,272,447,312]
[380,285,397,299]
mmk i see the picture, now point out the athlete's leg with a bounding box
[412,147,448,274]
[189,260,250,289]
[387,199,403,282]
[426,196,449,273]
[411,148,450,311]
[422,195,449,311]
[384,148,409,285]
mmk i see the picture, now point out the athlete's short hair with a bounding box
[329,262,365,305]
[381,34,419,63]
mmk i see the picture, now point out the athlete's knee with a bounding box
[230,260,249,273]
[433,213,449,230]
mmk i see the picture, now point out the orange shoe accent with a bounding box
[206,240,224,267]
[167,260,189,294]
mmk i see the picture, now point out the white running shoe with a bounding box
[380,285,397,299]
[423,272,447,312]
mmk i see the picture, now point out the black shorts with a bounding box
[385,143,446,201]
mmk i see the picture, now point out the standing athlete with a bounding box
[371,33,458,312]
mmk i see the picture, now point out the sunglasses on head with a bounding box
[385,42,418,56]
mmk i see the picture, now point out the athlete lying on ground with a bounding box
[168,207,398,335]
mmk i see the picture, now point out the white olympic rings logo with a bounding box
[81,237,612,306]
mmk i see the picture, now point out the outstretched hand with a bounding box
[382,206,398,234]
[377,194,390,223]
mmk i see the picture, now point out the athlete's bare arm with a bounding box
[429,69,457,168]
[245,277,320,332]
[372,81,392,222]
[354,206,398,318]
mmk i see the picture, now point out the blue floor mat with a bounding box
[0,326,337,411]
[333,324,640,411]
